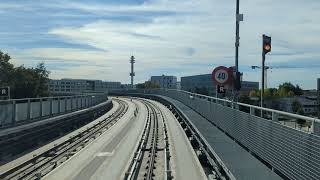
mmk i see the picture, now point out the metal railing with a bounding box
[121,88,320,135]
[0,94,108,128]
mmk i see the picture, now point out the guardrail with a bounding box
[0,94,108,128]
[110,88,320,180]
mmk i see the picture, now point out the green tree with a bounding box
[136,81,160,89]
[136,83,145,89]
[35,62,50,97]
[292,100,303,113]
[0,51,14,86]
[0,50,50,98]
[249,90,259,97]
[277,82,303,96]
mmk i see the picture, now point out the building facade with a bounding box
[176,82,181,90]
[49,79,121,95]
[150,75,177,89]
[181,74,259,96]
[271,96,318,116]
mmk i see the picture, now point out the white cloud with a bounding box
[7,0,320,88]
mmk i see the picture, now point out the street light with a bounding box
[251,66,271,89]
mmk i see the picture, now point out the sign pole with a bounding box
[8,86,10,100]
[261,53,265,117]
[216,85,218,99]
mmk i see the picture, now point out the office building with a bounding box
[49,79,121,95]
[272,96,318,116]
[150,75,177,89]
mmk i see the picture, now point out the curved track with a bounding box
[125,99,171,180]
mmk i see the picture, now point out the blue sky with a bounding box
[0,0,319,89]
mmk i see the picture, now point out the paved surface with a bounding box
[152,100,207,180]
[157,95,283,180]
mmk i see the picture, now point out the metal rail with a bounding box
[124,99,171,180]
[0,99,128,180]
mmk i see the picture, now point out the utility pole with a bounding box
[130,56,135,89]
[234,0,243,101]
[235,0,241,73]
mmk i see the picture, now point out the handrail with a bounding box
[164,89,320,123]
[110,88,320,126]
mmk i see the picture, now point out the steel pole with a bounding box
[233,0,240,104]
[261,54,265,117]
[235,0,240,73]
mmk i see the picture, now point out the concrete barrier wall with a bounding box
[0,94,108,128]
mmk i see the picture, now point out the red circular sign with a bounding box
[212,66,233,85]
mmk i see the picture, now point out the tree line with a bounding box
[0,51,50,99]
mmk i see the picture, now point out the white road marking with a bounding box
[96,151,114,157]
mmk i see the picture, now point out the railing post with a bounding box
[12,100,16,125]
[76,96,79,109]
[57,97,60,114]
[312,120,320,135]
[27,99,31,120]
[65,97,67,112]
[250,106,254,115]
[50,98,53,116]
[71,97,73,111]
[272,112,278,121]
[40,98,43,117]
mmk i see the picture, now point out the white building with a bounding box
[49,79,121,95]
[150,75,177,89]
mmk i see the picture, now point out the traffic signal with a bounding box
[263,35,271,55]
